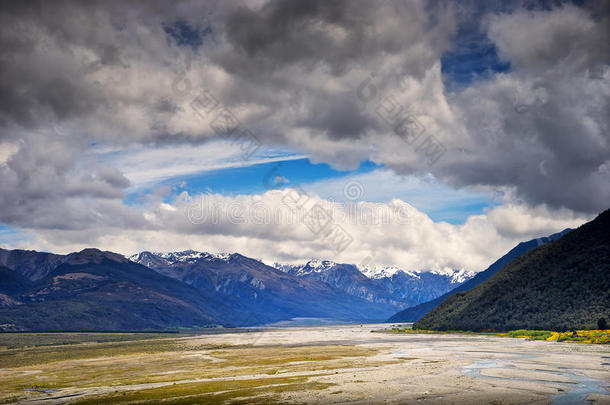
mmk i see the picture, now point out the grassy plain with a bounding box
[0,332,391,404]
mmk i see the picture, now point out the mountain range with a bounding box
[0,247,471,331]
[414,209,610,331]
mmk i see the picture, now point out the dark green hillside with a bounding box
[414,209,610,332]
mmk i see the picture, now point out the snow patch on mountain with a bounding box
[430,268,475,284]
[360,265,474,283]
[273,260,338,276]
[358,265,420,280]
[272,262,296,273]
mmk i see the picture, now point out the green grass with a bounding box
[506,330,553,340]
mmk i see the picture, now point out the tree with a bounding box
[598,317,607,330]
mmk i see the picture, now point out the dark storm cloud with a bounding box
[439,3,610,213]
[297,96,380,139]
[0,1,115,129]
[217,0,453,78]
[0,0,216,133]
[210,0,454,145]
[224,0,368,68]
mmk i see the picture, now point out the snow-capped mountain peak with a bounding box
[429,268,475,284]
[305,259,336,271]
[129,250,234,265]
[358,264,475,284]
[272,260,338,276]
[272,262,296,273]
[358,264,419,279]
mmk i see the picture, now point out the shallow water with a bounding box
[550,373,609,405]
[24,388,57,394]
[462,354,609,404]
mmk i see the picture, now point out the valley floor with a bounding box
[0,324,609,404]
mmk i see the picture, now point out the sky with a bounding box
[0,0,607,272]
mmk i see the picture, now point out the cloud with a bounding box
[95,140,307,189]
[486,4,607,72]
[13,189,590,273]
[287,168,495,222]
[0,141,20,164]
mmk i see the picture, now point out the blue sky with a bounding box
[0,225,31,249]
[120,153,496,224]
[441,29,510,88]
[158,159,379,197]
